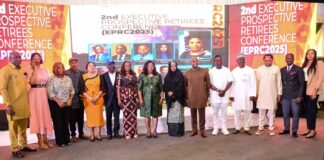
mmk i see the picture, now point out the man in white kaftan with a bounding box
[230,55,256,135]
[255,54,282,136]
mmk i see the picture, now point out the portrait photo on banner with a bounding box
[133,65,144,76]
[88,44,111,63]
[178,30,212,60]
[155,43,175,60]
[111,44,132,61]
[133,43,154,61]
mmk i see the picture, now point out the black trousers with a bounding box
[105,99,120,136]
[49,100,70,145]
[304,95,319,130]
[69,106,84,137]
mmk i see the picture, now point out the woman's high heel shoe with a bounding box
[90,136,95,142]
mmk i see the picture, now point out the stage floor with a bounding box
[0,107,259,147]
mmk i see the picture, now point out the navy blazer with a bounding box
[280,64,305,99]
[102,71,118,107]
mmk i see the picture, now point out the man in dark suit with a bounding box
[279,53,304,137]
[112,44,131,61]
[102,61,121,139]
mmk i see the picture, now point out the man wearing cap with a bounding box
[66,58,87,142]
[230,54,256,135]
[0,51,37,158]
[102,61,121,139]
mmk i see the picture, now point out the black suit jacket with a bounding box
[280,64,305,99]
[102,72,119,107]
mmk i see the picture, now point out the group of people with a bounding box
[0,49,323,158]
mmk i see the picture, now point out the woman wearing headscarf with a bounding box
[163,61,185,136]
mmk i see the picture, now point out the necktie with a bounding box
[287,66,291,72]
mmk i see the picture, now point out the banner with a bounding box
[70,5,227,73]
[229,2,317,69]
[0,1,71,69]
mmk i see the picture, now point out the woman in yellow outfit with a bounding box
[80,62,105,142]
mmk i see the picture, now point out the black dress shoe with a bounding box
[292,132,298,138]
[153,134,158,138]
[114,134,122,138]
[78,134,88,140]
[244,130,252,135]
[107,135,112,140]
[232,130,240,134]
[279,130,290,135]
[20,147,37,152]
[12,151,24,158]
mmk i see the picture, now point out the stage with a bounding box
[0,107,259,147]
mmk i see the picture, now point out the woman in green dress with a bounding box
[138,60,163,138]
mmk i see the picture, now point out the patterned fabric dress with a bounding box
[117,74,138,137]
[138,74,163,118]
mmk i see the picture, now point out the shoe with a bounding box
[292,132,298,138]
[38,142,48,150]
[255,130,263,135]
[244,130,252,135]
[12,151,24,158]
[125,136,131,140]
[305,131,316,138]
[78,134,88,140]
[59,144,66,147]
[107,135,112,140]
[44,141,54,148]
[222,129,230,135]
[20,146,37,152]
[279,130,290,135]
[200,131,207,138]
[190,131,198,137]
[212,129,218,136]
[134,134,138,139]
[90,136,95,142]
[269,131,276,136]
[71,136,78,143]
[153,133,158,138]
[146,135,151,139]
[114,133,122,138]
[96,136,102,141]
[300,131,311,136]
[232,130,240,134]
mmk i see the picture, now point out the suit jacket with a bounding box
[112,54,131,61]
[305,61,324,96]
[102,71,118,107]
[280,64,304,99]
[89,53,110,62]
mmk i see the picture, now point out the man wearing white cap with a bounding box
[230,54,256,135]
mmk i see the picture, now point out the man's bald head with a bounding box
[9,51,22,67]
[191,57,198,68]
